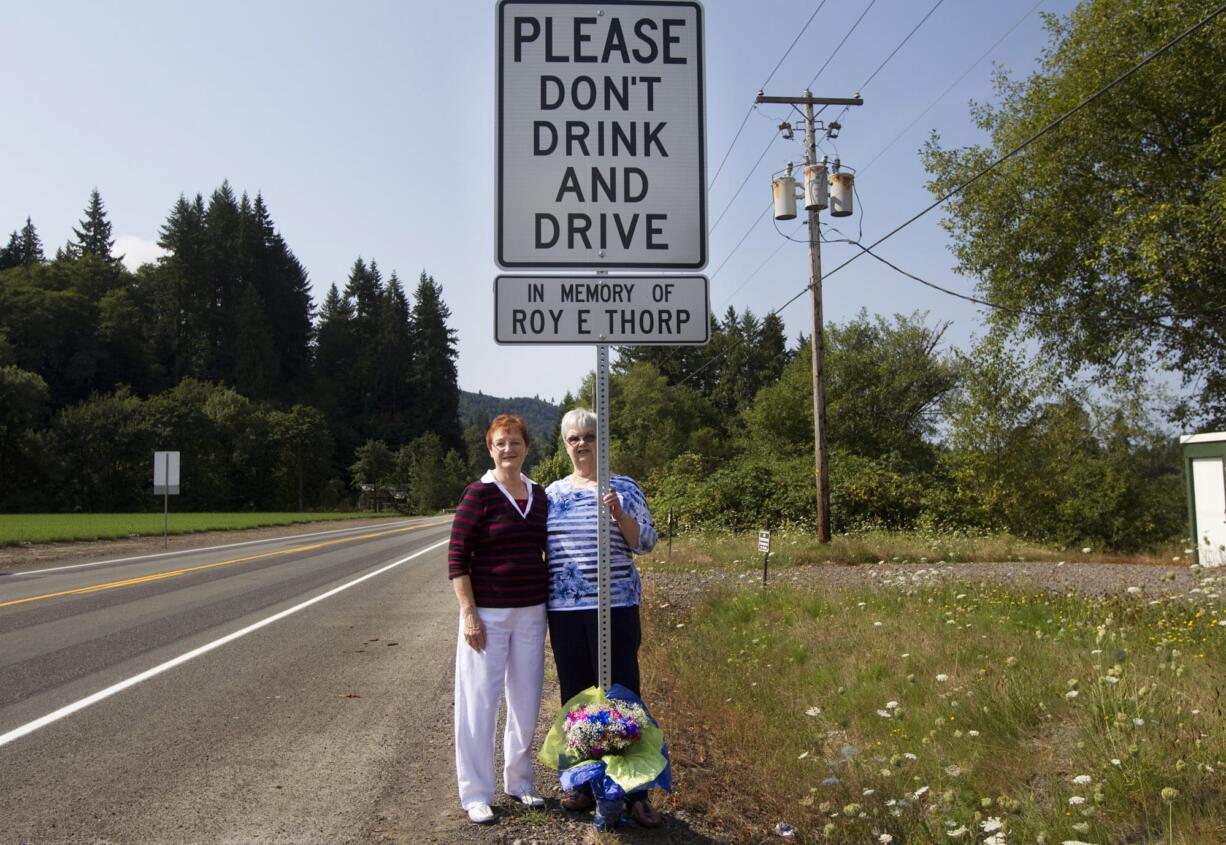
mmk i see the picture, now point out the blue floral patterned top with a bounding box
[545,475,657,610]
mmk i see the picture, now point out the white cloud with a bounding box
[115,235,168,272]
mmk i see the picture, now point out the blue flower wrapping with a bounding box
[540,683,672,802]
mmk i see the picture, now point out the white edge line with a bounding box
[0,538,450,750]
[8,518,445,577]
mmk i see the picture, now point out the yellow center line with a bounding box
[0,519,451,609]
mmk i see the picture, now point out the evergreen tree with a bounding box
[232,283,280,399]
[0,218,44,269]
[70,189,122,266]
[409,271,462,452]
[0,231,18,270]
[313,283,361,456]
[339,257,384,432]
[151,194,212,384]
[374,271,415,443]
[203,181,242,381]
[19,218,44,265]
[249,193,313,395]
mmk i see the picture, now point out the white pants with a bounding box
[454,603,547,810]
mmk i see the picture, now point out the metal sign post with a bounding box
[596,343,613,690]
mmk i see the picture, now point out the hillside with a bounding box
[458,390,561,442]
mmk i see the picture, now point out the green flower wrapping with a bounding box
[538,685,669,795]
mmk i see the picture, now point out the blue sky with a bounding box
[1,0,1081,403]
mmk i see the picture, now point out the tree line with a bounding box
[527,308,1185,553]
[0,185,466,513]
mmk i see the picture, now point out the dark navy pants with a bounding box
[547,605,642,704]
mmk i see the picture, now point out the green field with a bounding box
[0,512,406,546]
[641,539,1225,844]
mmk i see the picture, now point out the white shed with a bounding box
[1182,432,1226,567]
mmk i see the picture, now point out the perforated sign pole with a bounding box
[596,343,612,690]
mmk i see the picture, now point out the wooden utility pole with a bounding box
[756,91,863,543]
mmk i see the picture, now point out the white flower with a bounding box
[1066,690,1080,699]
[936,674,949,683]
[1069,795,1086,805]
[984,835,1006,845]
[877,709,893,718]
[1081,547,1092,554]
[946,826,969,838]
[798,751,810,760]
[1072,775,1092,785]
[879,836,893,844]
[1103,676,1119,684]
[805,706,822,717]
[1111,758,1121,766]
[1133,718,1145,726]
[913,786,929,799]
[981,816,1004,832]
[945,764,962,777]
[874,621,884,627]
[886,700,899,709]
[904,752,918,760]
[967,730,980,737]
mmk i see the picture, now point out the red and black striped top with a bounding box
[448,473,548,608]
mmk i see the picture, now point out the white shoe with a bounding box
[466,803,496,824]
[517,792,546,808]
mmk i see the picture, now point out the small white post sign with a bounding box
[153,451,180,496]
[154,451,180,549]
[496,0,707,269]
[495,274,709,344]
[757,529,771,553]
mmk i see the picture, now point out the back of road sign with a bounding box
[496,0,707,269]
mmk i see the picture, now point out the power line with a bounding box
[709,202,772,281]
[788,0,1226,303]
[764,1,829,90]
[708,2,829,191]
[858,0,946,91]
[719,222,804,309]
[806,0,879,89]
[859,0,1045,175]
[710,134,777,233]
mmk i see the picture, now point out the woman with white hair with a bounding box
[545,407,662,827]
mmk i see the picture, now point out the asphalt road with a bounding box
[0,518,466,844]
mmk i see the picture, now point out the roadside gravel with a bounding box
[640,558,1205,613]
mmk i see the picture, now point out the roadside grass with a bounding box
[649,528,1187,570]
[642,569,1226,843]
[0,512,406,546]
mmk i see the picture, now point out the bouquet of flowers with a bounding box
[539,684,672,829]
[563,700,648,759]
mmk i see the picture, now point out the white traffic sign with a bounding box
[153,451,180,496]
[495,274,708,344]
[496,1,707,269]
[758,530,770,553]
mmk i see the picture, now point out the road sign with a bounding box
[153,451,180,496]
[496,0,707,269]
[758,530,770,553]
[495,274,708,344]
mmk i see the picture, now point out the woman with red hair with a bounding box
[448,414,549,824]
